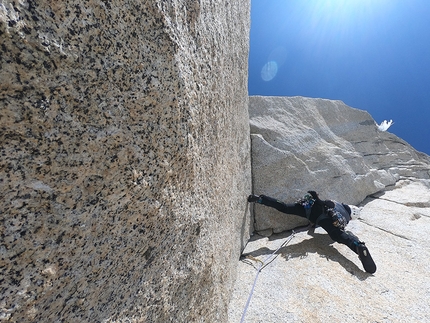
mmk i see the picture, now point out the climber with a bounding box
[247,191,376,273]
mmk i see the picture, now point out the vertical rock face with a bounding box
[249,96,430,234]
[0,1,251,322]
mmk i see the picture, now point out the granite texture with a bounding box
[0,1,251,322]
[249,96,430,234]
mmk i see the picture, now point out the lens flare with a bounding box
[261,61,278,81]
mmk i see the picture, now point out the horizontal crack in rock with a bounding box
[359,219,412,241]
[368,195,430,208]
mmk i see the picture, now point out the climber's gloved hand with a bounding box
[307,191,320,201]
[308,191,324,206]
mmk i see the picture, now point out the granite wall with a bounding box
[0,1,251,322]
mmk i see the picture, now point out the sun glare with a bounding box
[258,0,391,82]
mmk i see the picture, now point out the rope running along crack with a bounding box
[239,225,311,323]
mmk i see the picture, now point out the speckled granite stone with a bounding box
[0,1,251,322]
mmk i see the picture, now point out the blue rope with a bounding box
[239,264,262,323]
[239,231,296,323]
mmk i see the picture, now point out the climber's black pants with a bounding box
[259,195,360,253]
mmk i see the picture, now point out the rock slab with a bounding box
[229,179,430,323]
[249,96,430,234]
[0,1,251,322]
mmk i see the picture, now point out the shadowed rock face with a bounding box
[0,1,251,322]
[249,95,430,234]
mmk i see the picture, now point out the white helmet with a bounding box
[349,205,361,220]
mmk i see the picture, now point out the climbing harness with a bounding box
[328,207,349,230]
[314,201,351,230]
[239,225,309,323]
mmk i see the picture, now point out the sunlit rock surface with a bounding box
[228,96,430,322]
[248,96,430,234]
[229,178,430,322]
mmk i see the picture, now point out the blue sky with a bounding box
[248,0,430,155]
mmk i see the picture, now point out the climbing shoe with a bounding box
[355,242,377,274]
[356,243,368,256]
[247,195,262,203]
